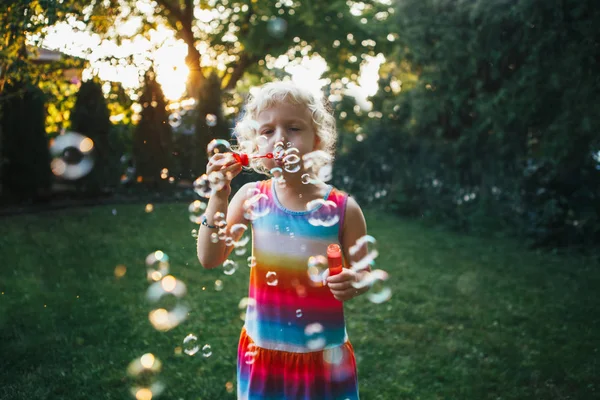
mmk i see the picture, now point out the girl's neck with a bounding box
[273,172,328,197]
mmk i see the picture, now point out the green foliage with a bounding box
[335,0,600,250]
[132,69,173,188]
[69,79,116,193]
[0,82,52,201]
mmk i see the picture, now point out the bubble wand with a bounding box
[220,152,274,168]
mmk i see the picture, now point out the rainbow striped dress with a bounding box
[237,178,360,400]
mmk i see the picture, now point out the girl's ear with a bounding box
[313,134,321,150]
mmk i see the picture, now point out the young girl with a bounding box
[197,81,371,400]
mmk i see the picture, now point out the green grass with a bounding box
[0,203,599,400]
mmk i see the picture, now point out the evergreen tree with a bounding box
[0,83,52,201]
[70,79,112,194]
[132,69,172,188]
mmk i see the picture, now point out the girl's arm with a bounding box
[327,196,371,301]
[196,181,254,269]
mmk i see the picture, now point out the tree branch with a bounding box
[224,53,258,90]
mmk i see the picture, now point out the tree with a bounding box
[0,82,52,201]
[132,69,173,187]
[70,79,113,193]
[84,0,395,172]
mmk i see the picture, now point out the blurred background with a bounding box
[1,1,599,399]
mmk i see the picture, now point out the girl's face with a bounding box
[255,101,321,171]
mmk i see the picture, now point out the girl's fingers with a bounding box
[327,281,353,290]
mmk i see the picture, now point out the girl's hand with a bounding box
[326,269,363,302]
[206,153,243,198]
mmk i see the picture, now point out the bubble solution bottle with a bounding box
[327,244,343,276]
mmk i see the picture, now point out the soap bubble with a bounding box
[244,343,258,365]
[283,148,302,173]
[145,251,170,283]
[267,17,288,38]
[183,334,199,356]
[193,174,212,198]
[146,275,189,331]
[49,131,95,180]
[207,139,231,157]
[188,200,207,224]
[202,344,212,357]
[247,256,257,268]
[213,211,227,228]
[231,223,249,247]
[214,279,224,291]
[223,259,238,275]
[255,135,269,149]
[296,309,303,318]
[266,271,278,286]
[305,323,326,350]
[307,255,328,286]
[273,141,286,160]
[206,114,218,127]
[356,269,392,304]
[243,188,270,220]
[349,235,379,272]
[208,170,227,192]
[306,199,339,227]
[127,353,164,399]
[168,112,182,128]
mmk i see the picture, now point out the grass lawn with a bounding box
[0,202,599,400]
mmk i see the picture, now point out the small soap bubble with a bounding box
[323,346,345,365]
[145,251,170,282]
[244,343,258,365]
[223,260,238,275]
[349,235,379,272]
[202,344,212,357]
[206,114,218,127]
[168,112,182,128]
[306,199,339,227]
[255,135,269,149]
[267,17,288,38]
[188,200,207,224]
[301,173,314,185]
[126,353,164,399]
[146,275,189,331]
[210,233,219,243]
[305,323,326,350]
[243,188,270,220]
[214,279,224,291]
[307,255,328,286]
[212,212,227,228]
[296,309,303,318]
[208,170,227,192]
[247,256,257,268]
[191,229,198,239]
[50,131,95,180]
[266,271,278,286]
[231,223,249,247]
[366,270,392,304]
[183,334,199,356]
[193,174,212,198]
[273,141,286,160]
[283,148,302,173]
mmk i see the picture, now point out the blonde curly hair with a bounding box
[233,81,337,176]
